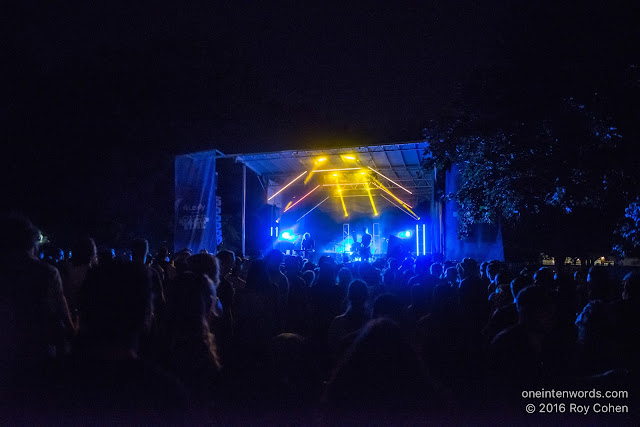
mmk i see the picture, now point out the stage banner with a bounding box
[174,153,217,253]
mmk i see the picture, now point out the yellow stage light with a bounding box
[365,183,378,216]
[342,155,356,161]
[316,157,327,163]
[314,167,361,172]
[268,171,308,201]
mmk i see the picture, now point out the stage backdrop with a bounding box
[174,153,219,253]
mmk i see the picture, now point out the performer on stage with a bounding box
[359,226,372,262]
[301,232,315,261]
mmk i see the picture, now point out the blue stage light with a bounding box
[399,230,412,238]
[279,230,296,242]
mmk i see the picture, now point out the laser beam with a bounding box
[367,166,412,194]
[268,171,308,201]
[284,185,320,212]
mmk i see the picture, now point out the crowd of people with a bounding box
[1,213,638,423]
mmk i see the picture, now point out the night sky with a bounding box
[2,1,637,248]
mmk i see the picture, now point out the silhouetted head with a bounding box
[79,263,153,349]
[246,259,271,291]
[302,269,315,286]
[216,249,235,275]
[130,238,149,264]
[587,266,609,301]
[429,262,443,278]
[533,267,555,292]
[622,271,639,301]
[265,249,284,272]
[0,214,41,256]
[326,318,424,413]
[486,261,502,283]
[431,282,457,314]
[511,275,533,301]
[372,293,403,324]
[168,271,217,329]
[575,300,615,347]
[495,271,513,287]
[414,255,430,275]
[157,247,169,262]
[283,255,301,273]
[348,279,368,308]
[187,253,220,285]
[516,285,554,332]
[457,258,479,279]
[445,266,458,285]
[71,236,97,267]
[338,267,353,285]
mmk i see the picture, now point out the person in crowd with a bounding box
[233,259,279,370]
[488,271,514,314]
[336,266,353,305]
[489,286,558,394]
[486,261,502,294]
[131,238,166,318]
[444,266,458,287]
[328,279,370,363]
[0,214,75,391]
[97,246,116,266]
[161,271,221,404]
[156,247,177,281]
[265,249,289,330]
[60,236,98,323]
[324,318,429,421]
[283,255,312,335]
[483,274,531,344]
[48,262,188,421]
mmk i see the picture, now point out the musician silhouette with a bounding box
[301,232,315,261]
[359,226,372,262]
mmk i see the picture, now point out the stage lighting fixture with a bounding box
[316,157,327,163]
[279,230,296,242]
[268,171,308,201]
[342,155,356,161]
[399,230,412,238]
[315,167,361,172]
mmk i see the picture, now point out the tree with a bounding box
[422,64,639,260]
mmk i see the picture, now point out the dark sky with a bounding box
[2,1,637,246]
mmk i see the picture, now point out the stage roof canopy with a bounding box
[218,141,433,197]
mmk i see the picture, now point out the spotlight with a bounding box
[398,230,412,238]
[279,230,296,242]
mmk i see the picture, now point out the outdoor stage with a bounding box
[174,141,503,261]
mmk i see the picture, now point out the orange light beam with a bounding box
[371,181,414,209]
[283,185,320,212]
[367,166,412,194]
[296,196,330,222]
[379,194,420,220]
[268,171,308,201]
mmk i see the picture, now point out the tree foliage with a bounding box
[422,64,639,257]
